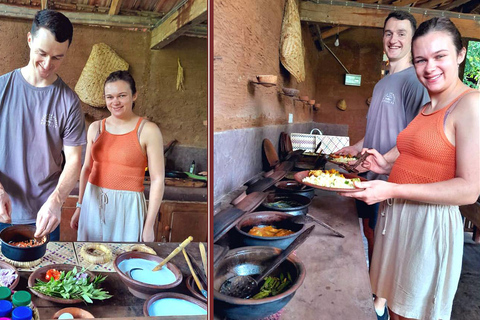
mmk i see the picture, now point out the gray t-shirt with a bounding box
[0,69,86,223]
[363,66,429,180]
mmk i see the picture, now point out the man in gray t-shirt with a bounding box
[0,10,86,240]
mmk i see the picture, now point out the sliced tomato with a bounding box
[45,269,61,281]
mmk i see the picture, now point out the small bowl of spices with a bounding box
[0,225,49,262]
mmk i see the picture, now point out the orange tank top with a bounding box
[388,89,473,184]
[89,118,148,192]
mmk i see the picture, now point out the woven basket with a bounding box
[75,43,129,107]
[279,0,305,83]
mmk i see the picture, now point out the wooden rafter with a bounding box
[322,26,350,39]
[300,1,480,40]
[439,0,473,10]
[109,0,123,15]
[417,0,449,8]
[392,0,418,6]
[150,0,207,50]
[0,4,156,29]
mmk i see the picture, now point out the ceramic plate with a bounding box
[294,170,367,192]
[0,260,19,290]
[28,264,96,304]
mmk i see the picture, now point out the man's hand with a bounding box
[0,188,12,223]
[70,208,80,230]
[35,199,61,238]
[142,225,155,242]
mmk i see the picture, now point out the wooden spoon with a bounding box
[152,236,193,271]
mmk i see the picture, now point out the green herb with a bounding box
[30,266,112,303]
[251,273,292,300]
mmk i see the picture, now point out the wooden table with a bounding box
[214,190,376,319]
[11,242,218,319]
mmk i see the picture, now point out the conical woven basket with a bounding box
[75,43,129,107]
[279,0,305,83]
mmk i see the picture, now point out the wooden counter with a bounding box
[214,190,377,319]
[9,242,218,319]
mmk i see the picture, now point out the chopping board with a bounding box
[165,178,206,188]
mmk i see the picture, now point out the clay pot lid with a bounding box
[234,191,268,213]
[214,206,247,243]
[245,170,287,194]
[263,139,279,168]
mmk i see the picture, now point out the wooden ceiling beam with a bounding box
[108,0,123,15]
[150,0,207,50]
[417,0,448,8]
[0,3,156,29]
[321,26,351,39]
[392,0,418,6]
[438,0,473,11]
[300,1,480,40]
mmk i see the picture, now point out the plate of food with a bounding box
[28,264,112,304]
[327,154,358,164]
[294,169,367,192]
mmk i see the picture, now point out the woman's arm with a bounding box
[140,122,165,242]
[70,121,98,230]
[342,92,480,206]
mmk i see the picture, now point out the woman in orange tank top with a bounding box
[70,71,165,242]
[340,18,479,320]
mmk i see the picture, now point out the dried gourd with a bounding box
[80,243,112,264]
[127,244,156,255]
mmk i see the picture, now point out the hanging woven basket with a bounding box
[75,43,129,108]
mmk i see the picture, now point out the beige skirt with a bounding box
[370,199,463,320]
[77,182,146,242]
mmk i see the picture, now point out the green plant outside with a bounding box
[463,41,480,89]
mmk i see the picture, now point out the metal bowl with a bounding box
[0,225,49,262]
[113,251,183,299]
[234,211,305,249]
[260,193,311,216]
[214,246,306,320]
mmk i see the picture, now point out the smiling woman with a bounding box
[70,70,165,242]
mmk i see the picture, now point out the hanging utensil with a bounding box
[183,249,207,298]
[290,214,345,238]
[199,243,208,279]
[152,236,193,271]
[219,225,315,299]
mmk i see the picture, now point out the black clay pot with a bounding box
[0,225,49,262]
[235,211,305,249]
[275,180,315,199]
[260,193,311,216]
[214,246,306,320]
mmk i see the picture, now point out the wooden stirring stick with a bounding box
[152,236,193,271]
[199,243,208,278]
[182,249,207,298]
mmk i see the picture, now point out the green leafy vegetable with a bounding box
[30,266,112,303]
[251,273,292,300]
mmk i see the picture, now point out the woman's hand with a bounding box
[360,149,392,175]
[142,225,155,242]
[338,180,395,205]
[335,145,359,156]
[70,208,81,230]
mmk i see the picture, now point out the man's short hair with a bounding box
[31,9,73,46]
[384,11,417,33]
